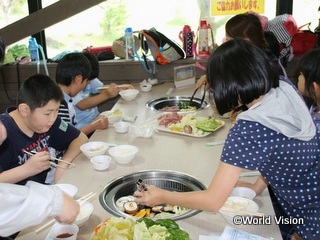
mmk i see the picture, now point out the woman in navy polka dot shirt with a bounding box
[134,39,320,240]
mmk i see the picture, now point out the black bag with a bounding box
[139,28,185,65]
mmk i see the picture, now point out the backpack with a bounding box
[139,28,186,65]
[290,25,317,57]
[266,14,298,59]
[267,14,317,59]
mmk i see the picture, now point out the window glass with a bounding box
[43,0,201,57]
[5,0,319,59]
[292,0,319,31]
[0,1,28,26]
[0,1,29,46]
[43,0,280,58]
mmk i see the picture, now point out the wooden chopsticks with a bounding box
[77,192,96,206]
[34,192,97,233]
[23,150,75,168]
[97,84,131,90]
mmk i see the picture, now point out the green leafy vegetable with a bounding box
[137,218,155,228]
[155,219,179,230]
[167,228,190,240]
[178,101,190,109]
[196,118,221,132]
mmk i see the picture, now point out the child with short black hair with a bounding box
[73,51,133,131]
[56,52,108,136]
[0,74,88,185]
[73,51,121,129]
[297,48,320,130]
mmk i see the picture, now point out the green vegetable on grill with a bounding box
[178,101,190,109]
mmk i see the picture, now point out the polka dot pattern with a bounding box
[221,120,320,238]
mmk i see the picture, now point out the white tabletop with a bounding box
[17,82,282,240]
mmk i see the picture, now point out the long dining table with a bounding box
[17,82,282,240]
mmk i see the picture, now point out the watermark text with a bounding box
[232,215,304,225]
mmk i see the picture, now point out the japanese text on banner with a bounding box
[211,0,264,16]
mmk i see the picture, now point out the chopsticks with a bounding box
[219,206,265,217]
[205,140,225,147]
[34,192,97,233]
[23,150,76,168]
[91,118,104,125]
[97,84,131,90]
[91,110,116,124]
[77,192,96,206]
[240,171,261,177]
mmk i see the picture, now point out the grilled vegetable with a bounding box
[123,201,139,214]
[183,125,192,134]
[178,101,190,109]
[134,209,147,218]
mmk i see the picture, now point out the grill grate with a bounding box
[145,96,209,111]
[99,170,207,220]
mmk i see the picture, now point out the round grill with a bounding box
[145,96,209,111]
[99,170,207,220]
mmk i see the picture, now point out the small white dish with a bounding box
[231,187,256,199]
[74,202,94,227]
[80,141,109,159]
[90,155,111,171]
[220,197,259,224]
[119,89,139,101]
[48,223,79,239]
[55,183,78,198]
[140,83,152,92]
[108,145,139,164]
[113,121,131,134]
[100,110,122,124]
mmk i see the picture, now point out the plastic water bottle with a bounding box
[179,25,194,58]
[124,27,135,60]
[28,37,39,63]
[197,19,210,58]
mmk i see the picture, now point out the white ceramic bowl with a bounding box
[55,183,78,198]
[113,121,131,134]
[74,202,94,227]
[90,155,111,171]
[119,89,139,101]
[49,223,79,239]
[231,187,256,200]
[100,110,122,124]
[108,145,139,164]
[220,197,259,224]
[80,141,109,159]
[140,83,152,92]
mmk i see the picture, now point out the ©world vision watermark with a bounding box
[232,215,304,225]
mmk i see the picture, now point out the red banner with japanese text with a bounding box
[211,0,264,16]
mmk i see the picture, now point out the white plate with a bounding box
[147,113,225,138]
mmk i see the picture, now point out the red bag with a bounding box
[290,30,317,57]
[267,14,298,58]
[267,14,317,58]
